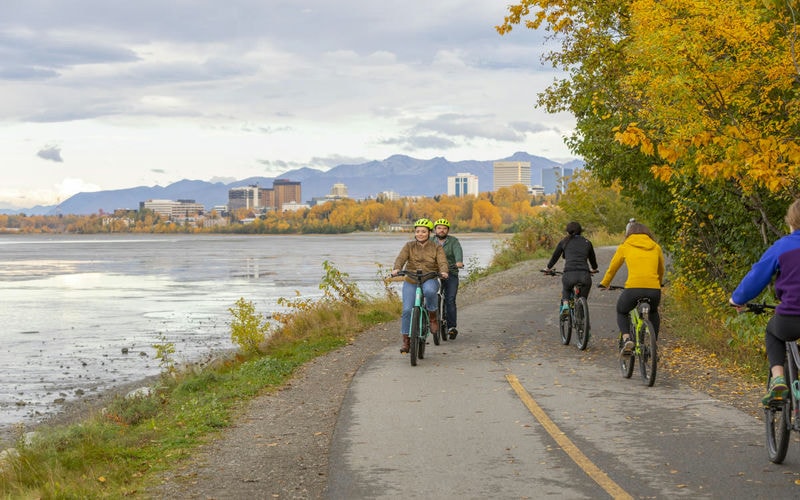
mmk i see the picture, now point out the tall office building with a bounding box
[329,183,348,198]
[493,161,531,191]
[447,173,479,197]
[542,166,575,194]
[273,179,302,211]
[228,185,261,212]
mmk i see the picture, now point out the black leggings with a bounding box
[616,288,661,336]
[562,270,592,301]
[766,314,800,368]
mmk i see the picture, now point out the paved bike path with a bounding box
[327,250,797,499]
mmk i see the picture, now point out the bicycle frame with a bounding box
[788,342,800,417]
[414,280,430,331]
[396,269,440,366]
[629,300,650,354]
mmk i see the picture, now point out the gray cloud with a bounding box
[307,155,372,168]
[256,154,373,172]
[408,113,526,142]
[380,135,458,151]
[0,30,139,81]
[37,145,63,162]
[510,121,559,134]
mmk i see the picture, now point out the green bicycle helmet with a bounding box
[414,218,434,230]
[433,218,450,228]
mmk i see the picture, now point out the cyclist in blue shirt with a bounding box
[730,199,800,406]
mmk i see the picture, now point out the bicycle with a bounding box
[540,269,591,350]
[604,286,658,386]
[395,269,441,366]
[437,265,463,342]
[737,302,800,464]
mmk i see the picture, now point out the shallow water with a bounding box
[0,232,501,432]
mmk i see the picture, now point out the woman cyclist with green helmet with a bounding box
[391,218,449,353]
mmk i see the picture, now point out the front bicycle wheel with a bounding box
[638,319,658,386]
[419,312,427,359]
[409,307,420,366]
[559,308,572,345]
[574,298,590,350]
[619,326,634,378]
[766,368,792,463]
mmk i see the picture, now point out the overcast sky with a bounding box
[0,1,575,209]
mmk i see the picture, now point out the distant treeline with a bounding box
[0,180,629,236]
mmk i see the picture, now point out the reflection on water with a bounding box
[0,233,501,433]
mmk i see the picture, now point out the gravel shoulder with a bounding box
[150,257,763,499]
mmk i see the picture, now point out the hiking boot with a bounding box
[762,375,789,406]
[429,314,439,334]
[400,335,410,354]
[448,327,458,340]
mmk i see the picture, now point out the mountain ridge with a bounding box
[5,152,582,216]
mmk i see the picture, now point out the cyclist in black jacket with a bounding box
[544,222,599,316]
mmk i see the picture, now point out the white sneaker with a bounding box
[621,339,634,355]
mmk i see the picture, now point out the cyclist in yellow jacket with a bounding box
[598,222,665,355]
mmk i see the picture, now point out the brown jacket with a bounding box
[394,238,448,284]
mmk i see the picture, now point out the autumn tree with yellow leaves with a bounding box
[499,0,800,307]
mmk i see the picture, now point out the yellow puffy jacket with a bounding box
[600,234,665,289]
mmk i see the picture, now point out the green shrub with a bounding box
[229,297,270,354]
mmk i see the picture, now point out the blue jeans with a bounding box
[401,279,439,335]
[442,274,459,329]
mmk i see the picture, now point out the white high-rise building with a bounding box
[447,173,479,197]
[493,161,531,191]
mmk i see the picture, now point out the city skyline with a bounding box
[0,2,576,210]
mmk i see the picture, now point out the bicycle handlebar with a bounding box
[734,302,777,315]
[541,269,599,276]
[394,270,442,282]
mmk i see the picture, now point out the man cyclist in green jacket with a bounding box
[434,218,464,339]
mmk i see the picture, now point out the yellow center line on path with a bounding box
[506,374,633,500]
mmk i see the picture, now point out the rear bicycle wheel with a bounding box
[638,319,658,386]
[431,312,441,346]
[438,292,448,342]
[766,368,792,463]
[409,307,420,366]
[574,298,590,350]
[559,307,572,345]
